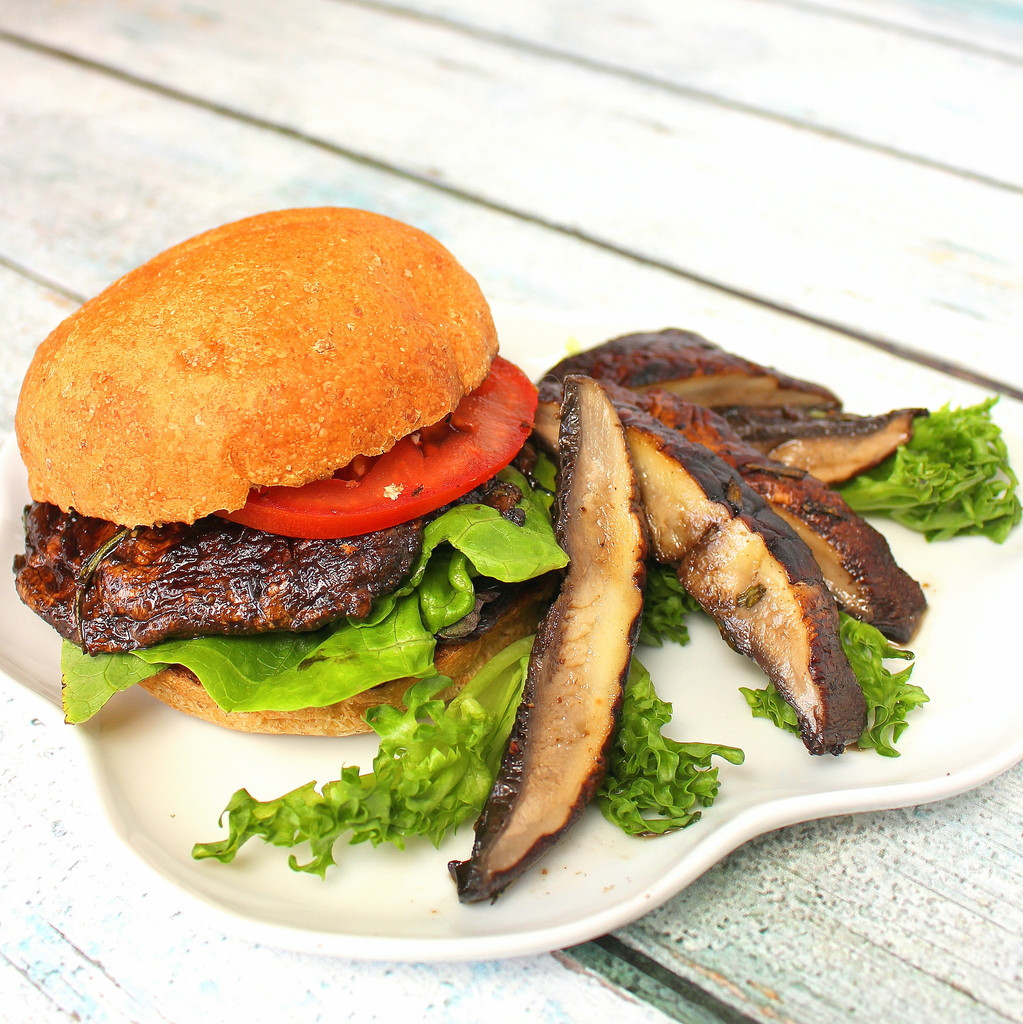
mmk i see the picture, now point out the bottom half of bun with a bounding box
[136,584,551,736]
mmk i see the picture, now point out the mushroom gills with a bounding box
[721,405,926,484]
[450,375,647,903]
[617,390,926,643]
[536,384,926,643]
[617,405,866,756]
[544,329,841,409]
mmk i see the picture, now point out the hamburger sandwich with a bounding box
[12,208,567,735]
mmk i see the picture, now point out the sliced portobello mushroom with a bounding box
[544,329,841,409]
[618,389,927,643]
[531,379,564,455]
[617,404,866,756]
[536,382,926,643]
[450,375,647,903]
[721,405,926,484]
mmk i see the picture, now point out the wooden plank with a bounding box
[1,1,1021,393]
[7,36,1018,406]
[563,938,757,1024]
[0,266,78,433]
[1,665,679,1023]
[596,764,1023,1023]
[806,0,1023,58]
[2,27,1022,1024]
[0,900,169,1024]
[384,0,1023,188]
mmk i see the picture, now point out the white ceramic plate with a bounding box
[3,313,1022,962]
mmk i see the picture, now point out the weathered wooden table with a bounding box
[2,2,1021,1021]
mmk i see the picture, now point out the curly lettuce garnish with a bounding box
[639,561,702,648]
[740,613,927,757]
[839,399,1021,542]
[193,634,536,876]
[194,650,743,873]
[597,660,743,835]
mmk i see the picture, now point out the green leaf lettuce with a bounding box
[193,649,744,874]
[839,398,1021,542]
[639,562,702,648]
[740,613,928,757]
[61,463,567,723]
[192,634,537,875]
[598,660,743,835]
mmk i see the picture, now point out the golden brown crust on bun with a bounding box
[134,587,547,736]
[16,208,497,526]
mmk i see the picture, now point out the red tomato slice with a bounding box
[217,356,538,539]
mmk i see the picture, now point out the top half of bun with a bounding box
[15,207,498,527]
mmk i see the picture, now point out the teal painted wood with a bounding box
[0,270,77,430]
[602,765,1023,1023]
[383,0,1023,187]
[2,32,1017,406]
[1,2,1021,1021]
[563,938,758,1024]
[1,0,1022,393]
[0,679,677,1024]
[814,0,1023,56]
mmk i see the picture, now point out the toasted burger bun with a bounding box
[136,587,548,736]
[21,207,541,736]
[16,207,497,527]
